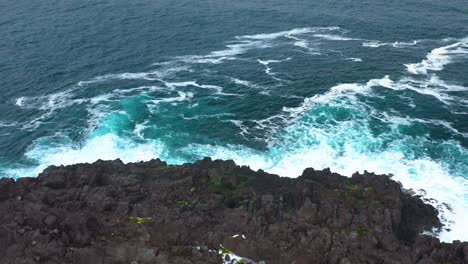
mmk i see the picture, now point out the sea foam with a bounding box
[2,28,467,244]
[405,37,468,75]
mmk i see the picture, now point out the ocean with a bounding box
[0,0,467,242]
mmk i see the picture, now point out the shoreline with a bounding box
[0,158,466,263]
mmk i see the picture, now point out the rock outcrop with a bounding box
[0,158,466,263]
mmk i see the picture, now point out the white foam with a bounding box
[133,121,149,139]
[42,91,86,111]
[151,91,194,105]
[313,34,360,41]
[230,78,256,88]
[292,39,309,48]
[0,121,18,128]
[363,40,421,48]
[391,40,421,48]
[391,76,465,105]
[14,90,82,111]
[224,119,251,140]
[88,93,116,105]
[197,84,224,93]
[230,77,273,95]
[285,34,301,41]
[283,34,322,55]
[163,81,241,96]
[164,81,212,91]
[78,66,189,86]
[78,73,156,86]
[346,57,362,62]
[257,59,285,66]
[214,42,271,57]
[11,91,89,131]
[235,27,339,40]
[283,76,393,114]
[420,118,467,138]
[15,97,25,107]
[362,41,385,48]
[180,113,235,122]
[405,37,468,75]
[296,41,322,55]
[370,111,468,138]
[426,75,467,91]
[178,41,271,64]
[178,27,340,64]
[257,58,291,81]
[5,133,163,178]
[180,56,230,64]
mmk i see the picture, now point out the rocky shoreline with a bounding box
[0,158,466,263]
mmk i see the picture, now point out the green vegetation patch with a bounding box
[304,178,321,185]
[356,196,366,204]
[237,177,251,188]
[335,189,349,196]
[219,244,231,255]
[355,226,372,236]
[345,182,359,190]
[219,244,247,264]
[129,216,153,224]
[177,200,190,206]
[213,176,235,193]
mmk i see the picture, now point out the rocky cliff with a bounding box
[0,158,466,263]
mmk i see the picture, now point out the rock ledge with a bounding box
[0,158,466,263]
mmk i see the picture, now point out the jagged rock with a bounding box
[0,158,465,263]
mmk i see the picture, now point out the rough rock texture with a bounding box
[0,158,466,264]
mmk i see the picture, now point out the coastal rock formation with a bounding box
[0,158,466,264]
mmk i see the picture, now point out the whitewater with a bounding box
[1,25,467,243]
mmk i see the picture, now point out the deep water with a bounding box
[0,0,467,242]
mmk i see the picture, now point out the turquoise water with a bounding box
[1,0,467,241]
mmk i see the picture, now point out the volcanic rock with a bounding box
[0,158,466,263]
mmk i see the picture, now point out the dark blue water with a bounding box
[1,0,467,241]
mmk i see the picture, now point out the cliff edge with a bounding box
[0,158,466,263]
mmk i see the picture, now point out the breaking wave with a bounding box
[405,37,468,75]
[1,28,467,243]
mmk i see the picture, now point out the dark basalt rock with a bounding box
[0,158,466,263]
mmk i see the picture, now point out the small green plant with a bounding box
[439,261,454,264]
[213,176,235,193]
[345,182,359,190]
[129,216,153,224]
[219,244,231,255]
[355,226,372,236]
[335,189,349,196]
[355,196,365,204]
[177,200,189,206]
[237,178,250,188]
[219,244,246,264]
[304,179,320,185]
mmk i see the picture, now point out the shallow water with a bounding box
[1,0,467,242]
